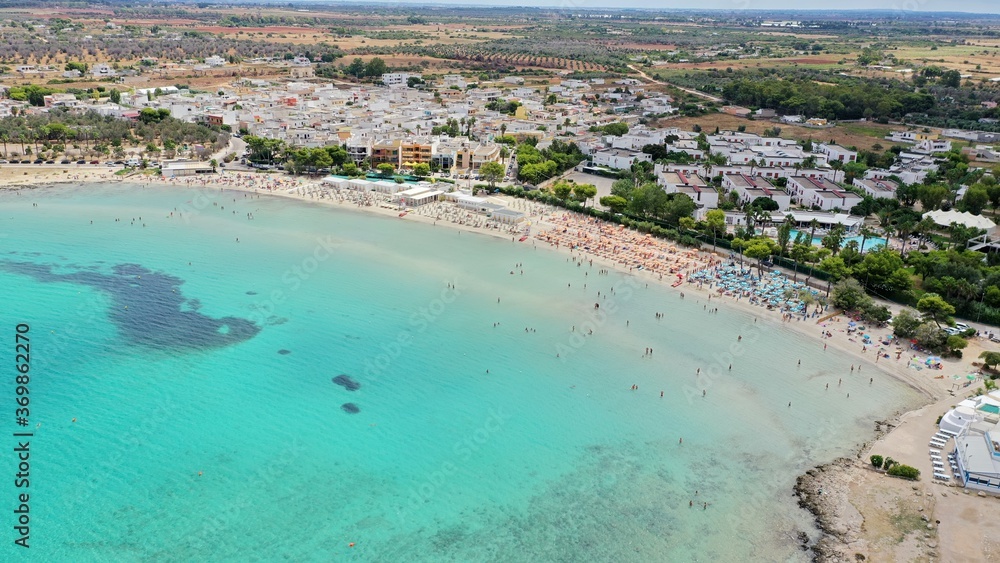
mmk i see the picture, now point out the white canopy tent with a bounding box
[924,209,997,233]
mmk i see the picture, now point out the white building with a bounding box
[787,176,862,211]
[382,73,412,87]
[817,143,857,163]
[591,149,651,170]
[659,171,718,208]
[91,63,116,77]
[204,55,226,67]
[853,177,898,199]
[722,174,791,212]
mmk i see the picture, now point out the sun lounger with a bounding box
[939,429,957,437]
[930,439,947,446]
[933,473,950,480]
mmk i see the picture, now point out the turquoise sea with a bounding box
[0,183,925,562]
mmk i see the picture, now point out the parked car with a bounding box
[60,159,71,164]
[33,159,43,164]
[954,323,970,332]
[90,160,99,165]
[0,159,8,164]
[45,160,55,164]
[76,160,85,165]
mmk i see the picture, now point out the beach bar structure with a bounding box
[321,176,349,189]
[952,419,1000,492]
[491,208,526,224]
[394,186,442,206]
[346,178,375,191]
[161,160,215,178]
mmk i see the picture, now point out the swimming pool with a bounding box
[789,230,887,253]
[980,404,1000,415]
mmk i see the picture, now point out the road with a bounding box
[627,65,724,103]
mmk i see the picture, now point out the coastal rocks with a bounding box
[341,402,360,414]
[277,349,291,355]
[795,458,866,562]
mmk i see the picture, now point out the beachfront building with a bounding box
[943,391,1000,492]
[722,173,791,212]
[953,419,1000,492]
[160,160,214,178]
[786,176,862,212]
[659,171,718,209]
[395,186,443,207]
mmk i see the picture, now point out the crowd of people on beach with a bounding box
[535,212,716,280]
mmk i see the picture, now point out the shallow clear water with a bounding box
[0,183,924,562]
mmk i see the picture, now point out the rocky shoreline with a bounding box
[793,418,901,562]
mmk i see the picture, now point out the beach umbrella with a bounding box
[967,374,977,380]
[848,321,857,327]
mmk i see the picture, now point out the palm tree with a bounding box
[500,123,507,137]
[808,218,820,246]
[896,219,915,257]
[858,225,876,255]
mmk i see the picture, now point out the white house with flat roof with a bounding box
[787,176,862,211]
[659,171,718,208]
[853,177,898,199]
[591,149,650,170]
[817,143,857,163]
[722,173,791,211]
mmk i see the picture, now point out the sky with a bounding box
[314,0,1000,13]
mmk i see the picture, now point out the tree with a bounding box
[364,57,388,78]
[776,216,793,256]
[789,243,813,282]
[346,57,366,79]
[946,335,968,354]
[821,225,846,255]
[819,256,850,296]
[600,195,628,214]
[748,197,779,212]
[941,69,962,88]
[870,455,884,470]
[892,309,923,338]
[412,163,430,177]
[376,163,395,177]
[572,183,597,206]
[744,239,776,276]
[962,184,990,215]
[706,209,726,252]
[853,248,911,295]
[479,161,504,188]
[916,293,955,327]
[918,184,950,211]
[552,181,573,200]
[979,351,1000,370]
[831,278,871,311]
[109,89,121,104]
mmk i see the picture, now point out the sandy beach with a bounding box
[7,170,999,560]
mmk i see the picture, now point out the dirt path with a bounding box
[627,64,724,103]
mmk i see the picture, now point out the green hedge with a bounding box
[887,464,920,480]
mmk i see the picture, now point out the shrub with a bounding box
[887,464,920,480]
[870,454,884,469]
